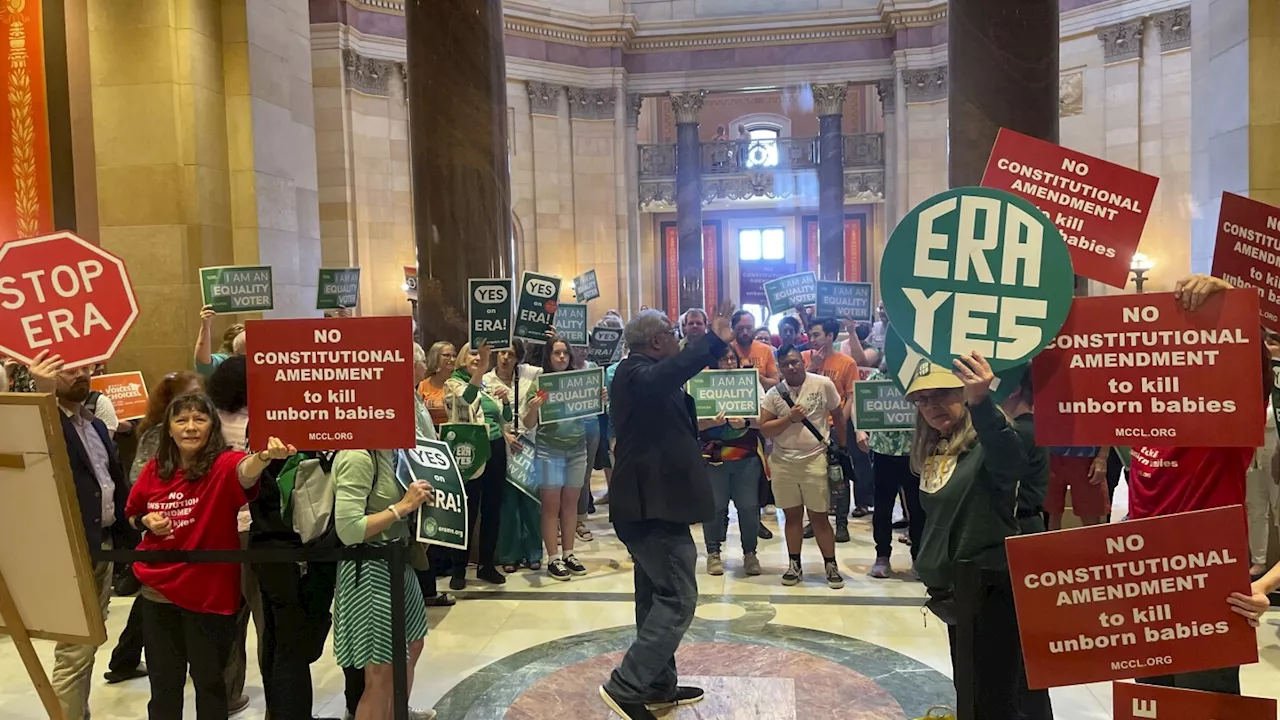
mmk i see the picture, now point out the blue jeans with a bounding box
[605,520,698,704]
[701,456,762,555]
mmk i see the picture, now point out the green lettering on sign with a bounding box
[879,187,1074,373]
[686,369,760,419]
[884,324,1028,403]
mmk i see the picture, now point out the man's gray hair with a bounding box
[625,309,673,351]
[413,342,426,365]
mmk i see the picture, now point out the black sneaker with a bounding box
[802,523,814,539]
[476,566,506,585]
[548,559,572,581]
[781,559,802,586]
[646,685,706,710]
[834,525,850,543]
[564,554,588,576]
[757,524,773,540]
[825,560,845,589]
[599,686,657,720]
[103,666,147,684]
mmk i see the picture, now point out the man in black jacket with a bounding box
[599,304,734,720]
[29,350,133,720]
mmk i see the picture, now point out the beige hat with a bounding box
[905,360,964,397]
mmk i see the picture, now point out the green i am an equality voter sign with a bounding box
[687,369,760,419]
[201,265,274,313]
[879,187,1074,373]
[316,268,360,310]
[537,367,604,424]
[853,380,916,431]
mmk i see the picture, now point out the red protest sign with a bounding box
[246,316,414,451]
[90,371,149,421]
[1113,682,1276,719]
[1210,191,1280,331]
[1032,291,1263,447]
[0,231,139,368]
[982,128,1159,288]
[1006,506,1257,690]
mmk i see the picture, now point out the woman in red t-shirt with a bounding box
[1127,275,1273,696]
[125,393,295,719]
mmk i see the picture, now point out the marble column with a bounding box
[670,91,707,312]
[813,84,848,281]
[625,94,644,314]
[876,79,898,236]
[948,0,1059,186]
[407,0,513,346]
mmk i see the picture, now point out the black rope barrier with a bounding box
[95,542,413,720]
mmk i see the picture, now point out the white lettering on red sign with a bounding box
[0,260,114,349]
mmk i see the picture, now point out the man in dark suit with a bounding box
[599,304,734,720]
[30,350,132,720]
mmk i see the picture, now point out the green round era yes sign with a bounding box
[880,187,1074,373]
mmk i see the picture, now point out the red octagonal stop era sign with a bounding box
[0,231,140,368]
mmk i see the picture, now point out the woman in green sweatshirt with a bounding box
[907,351,1050,720]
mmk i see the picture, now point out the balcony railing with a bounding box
[638,132,885,208]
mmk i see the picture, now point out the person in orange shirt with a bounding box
[801,318,858,543]
[730,311,780,390]
[416,341,457,429]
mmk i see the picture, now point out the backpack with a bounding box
[274,450,378,546]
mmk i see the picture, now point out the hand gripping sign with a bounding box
[880,187,1075,373]
[0,231,140,368]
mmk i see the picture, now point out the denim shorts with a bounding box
[534,446,589,490]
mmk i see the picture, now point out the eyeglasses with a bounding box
[912,389,959,408]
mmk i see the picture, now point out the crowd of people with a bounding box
[4,273,1279,720]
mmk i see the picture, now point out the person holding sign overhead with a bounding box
[193,304,246,378]
[521,335,596,582]
[125,393,296,719]
[907,354,1051,720]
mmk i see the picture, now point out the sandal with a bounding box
[528,561,542,571]
[576,522,594,541]
[426,592,457,607]
[502,564,519,574]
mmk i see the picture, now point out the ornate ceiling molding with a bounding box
[1097,19,1144,64]
[343,48,402,97]
[567,86,618,120]
[810,83,848,117]
[526,82,562,116]
[1151,6,1190,53]
[902,66,946,104]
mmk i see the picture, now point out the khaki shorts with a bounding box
[770,454,830,512]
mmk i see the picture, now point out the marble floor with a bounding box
[2,478,1279,719]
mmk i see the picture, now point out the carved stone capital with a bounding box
[526,82,561,116]
[902,66,947,104]
[810,83,848,117]
[1097,19,1144,64]
[668,90,707,125]
[626,94,643,128]
[875,78,896,115]
[343,48,398,96]
[567,86,618,121]
[1152,7,1190,53]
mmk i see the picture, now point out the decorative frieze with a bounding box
[702,172,788,203]
[567,86,618,120]
[668,91,707,125]
[810,83,848,117]
[343,48,399,97]
[844,170,885,200]
[639,180,675,208]
[1152,7,1190,53]
[875,78,895,115]
[902,67,947,104]
[1097,20,1144,64]
[526,82,562,116]
[626,94,643,128]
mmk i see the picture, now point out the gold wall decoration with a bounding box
[1059,71,1084,118]
[7,0,38,237]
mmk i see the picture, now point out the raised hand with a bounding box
[710,299,736,343]
[953,352,995,405]
[1173,274,1231,312]
[28,350,64,394]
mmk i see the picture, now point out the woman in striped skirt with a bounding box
[332,449,433,720]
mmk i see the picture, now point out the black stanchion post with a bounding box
[390,541,409,720]
[953,559,980,720]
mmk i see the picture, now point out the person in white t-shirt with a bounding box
[759,345,847,589]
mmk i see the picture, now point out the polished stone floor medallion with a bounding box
[433,607,956,719]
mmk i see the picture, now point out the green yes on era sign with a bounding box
[316,268,360,310]
[884,323,1027,402]
[687,369,760,419]
[555,303,589,345]
[587,326,623,365]
[537,367,604,424]
[816,281,873,322]
[469,278,512,349]
[879,187,1074,373]
[763,271,817,313]
[399,440,469,551]
[573,269,600,302]
[201,265,274,313]
[854,380,916,431]
[515,271,561,342]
